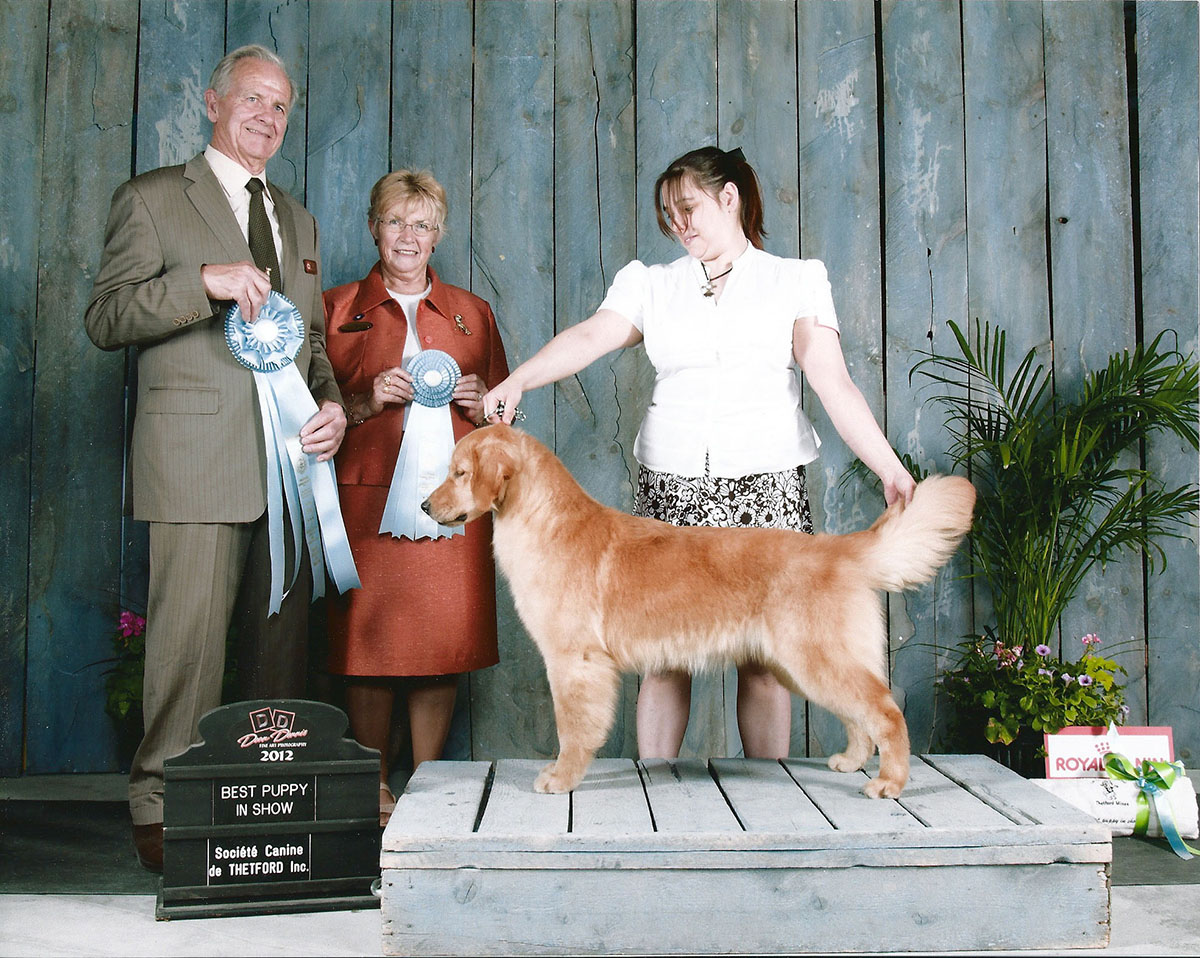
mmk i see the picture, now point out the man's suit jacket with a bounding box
[86,153,341,523]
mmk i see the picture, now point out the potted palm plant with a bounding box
[911,319,1198,766]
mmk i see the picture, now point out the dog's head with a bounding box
[422,424,522,525]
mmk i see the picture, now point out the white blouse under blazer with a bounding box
[599,244,840,479]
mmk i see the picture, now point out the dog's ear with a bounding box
[472,435,518,510]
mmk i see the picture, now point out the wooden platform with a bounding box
[379,756,1111,955]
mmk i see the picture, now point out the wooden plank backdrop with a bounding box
[1,0,1196,777]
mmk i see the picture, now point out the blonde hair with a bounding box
[369,169,448,232]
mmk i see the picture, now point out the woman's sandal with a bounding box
[379,783,397,828]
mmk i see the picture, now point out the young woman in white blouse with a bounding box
[483,145,916,760]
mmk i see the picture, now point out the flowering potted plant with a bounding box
[908,320,1198,767]
[939,631,1131,775]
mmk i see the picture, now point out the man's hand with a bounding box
[301,399,347,461]
[201,261,273,321]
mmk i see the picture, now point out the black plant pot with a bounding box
[984,735,1046,778]
[112,715,142,774]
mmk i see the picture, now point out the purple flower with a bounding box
[1035,644,1052,657]
[1062,673,1074,685]
[1077,674,1094,687]
[1038,668,1053,676]
[1120,705,1131,715]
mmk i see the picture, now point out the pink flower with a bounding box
[118,610,146,638]
[1081,633,1101,647]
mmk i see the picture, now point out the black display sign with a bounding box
[158,700,381,920]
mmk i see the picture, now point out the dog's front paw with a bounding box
[827,752,863,773]
[533,762,579,794]
[863,775,904,799]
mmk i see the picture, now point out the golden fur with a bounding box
[424,424,976,798]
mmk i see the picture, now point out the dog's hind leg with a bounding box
[534,648,621,794]
[828,720,874,773]
[818,669,910,798]
[769,646,910,798]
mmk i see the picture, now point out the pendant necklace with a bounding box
[700,261,733,297]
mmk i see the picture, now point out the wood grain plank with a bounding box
[634,0,729,761]
[392,0,474,287]
[781,758,922,832]
[552,0,642,762]
[570,758,653,834]
[710,759,833,833]
[384,760,492,843]
[922,753,1109,835]
[27,0,139,773]
[0,0,48,774]
[958,0,1051,649]
[227,0,310,198]
[135,0,222,172]
[894,756,1014,829]
[120,0,226,709]
[385,835,1109,867]
[879,0,970,753]
[715,0,809,761]
[305,0,390,289]
[382,861,1109,955]
[467,0,559,765]
[638,759,741,833]
[796,0,886,760]
[1136,0,1200,764]
[477,759,569,835]
[1043,0,1145,716]
[389,1,476,763]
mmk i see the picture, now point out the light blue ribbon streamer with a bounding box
[227,293,361,614]
[379,349,464,541]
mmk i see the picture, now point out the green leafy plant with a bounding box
[940,631,1130,746]
[911,320,1199,658]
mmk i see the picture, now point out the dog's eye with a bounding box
[453,468,466,478]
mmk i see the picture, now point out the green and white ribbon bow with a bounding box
[1103,751,1199,860]
[226,292,361,614]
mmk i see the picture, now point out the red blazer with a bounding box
[323,264,509,488]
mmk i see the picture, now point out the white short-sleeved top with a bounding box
[599,244,839,478]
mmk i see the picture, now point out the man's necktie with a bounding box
[246,177,282,291]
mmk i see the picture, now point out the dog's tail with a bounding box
[858,474,975,593]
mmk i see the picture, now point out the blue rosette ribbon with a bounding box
[379,349,465,541]
[1104,751,1199,860]
[226,292,361,614]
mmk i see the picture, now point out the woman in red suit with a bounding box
[324,170,509,826]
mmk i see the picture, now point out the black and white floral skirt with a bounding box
[633,460,814,534]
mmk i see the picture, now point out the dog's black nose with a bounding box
[420,498,432,516]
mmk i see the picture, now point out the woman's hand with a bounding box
[369,365,414,415]
[481,377,526,425]
[453,373,489,425]
[882,467,917,507]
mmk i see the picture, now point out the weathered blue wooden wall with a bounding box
[1,0,1196,777]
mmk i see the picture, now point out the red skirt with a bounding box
[325,483,500,677]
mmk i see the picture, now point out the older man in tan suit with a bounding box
[85,45,346,872]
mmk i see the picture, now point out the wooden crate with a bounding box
[380,755,1110,955]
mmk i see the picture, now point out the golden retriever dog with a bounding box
[424,424,975,799]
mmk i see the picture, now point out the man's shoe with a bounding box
[132,822,163,873]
